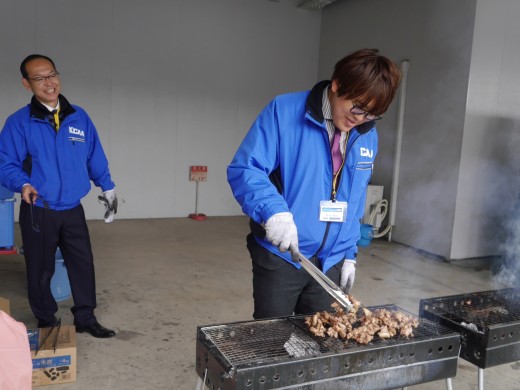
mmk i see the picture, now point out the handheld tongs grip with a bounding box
[35,318,61,356]
[297,253,353,311]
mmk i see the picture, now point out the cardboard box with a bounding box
[0,296,10,315]
[27,325,77,387]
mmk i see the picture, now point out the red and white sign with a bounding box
[189,166,208,182]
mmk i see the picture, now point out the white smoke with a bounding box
[494,202,520,287]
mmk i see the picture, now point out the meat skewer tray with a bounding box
[196,305,460,389]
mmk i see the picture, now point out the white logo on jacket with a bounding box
[360,147,373,158]
[69,126,84,138]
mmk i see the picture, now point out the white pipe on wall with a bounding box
[388,59,410,242]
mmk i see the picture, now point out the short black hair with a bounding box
[20,54,57,79]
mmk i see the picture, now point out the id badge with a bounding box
[319,200,347,222]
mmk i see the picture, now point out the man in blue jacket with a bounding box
[227,49,401,319]
[0,54,117,337]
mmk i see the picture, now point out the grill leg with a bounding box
[195,376,206,390]
[195,368,208,390]
[446,377,453,390]
[478,368,484,390]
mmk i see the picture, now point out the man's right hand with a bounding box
[265,212,299,261]
[21,184,38,204]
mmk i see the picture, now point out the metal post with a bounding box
[446,377,453,390]
[189,179,207,220]
[478,368,484,390]
[194,181,199,215]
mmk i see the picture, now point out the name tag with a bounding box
[319,200,347,222]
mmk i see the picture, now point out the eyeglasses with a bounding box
[27,72,60,83]
[350,105,382,121]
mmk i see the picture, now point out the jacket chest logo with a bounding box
[69,126,85,138]
[360,147,373,158]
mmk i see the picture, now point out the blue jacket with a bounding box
[0,95,114,210]
[227,81,377,273]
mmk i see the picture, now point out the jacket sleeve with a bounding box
[84,113,115,192]
[0,117,31,192]
[227,98,290,224]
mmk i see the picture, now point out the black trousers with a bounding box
[247,234,342,319]
[20,202,97,327]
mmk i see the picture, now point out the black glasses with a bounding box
[350,105,382,121]
[27,72,60,83]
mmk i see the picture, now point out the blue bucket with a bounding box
[357,224,374,247]
[0,185,13,200]
[51,249,72,302]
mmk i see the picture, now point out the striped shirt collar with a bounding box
[322,85,346,153]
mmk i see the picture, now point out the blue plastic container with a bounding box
[357,224,374,247]
[0,185,13,200]
[0,199,15,248]
[51,249,72,302]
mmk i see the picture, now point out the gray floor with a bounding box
[1,216,519,390]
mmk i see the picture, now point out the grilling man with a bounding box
[0,54,117,337]
[227,49,401,319]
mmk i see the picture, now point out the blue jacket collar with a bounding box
[305,80,374,134]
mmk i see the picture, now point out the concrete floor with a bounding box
[1,216,519,390]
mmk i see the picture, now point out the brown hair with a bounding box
[332,48,401,116]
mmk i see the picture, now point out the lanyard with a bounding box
[331,130,349,201]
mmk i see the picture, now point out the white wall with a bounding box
[452,0,520,258]
[0,0,321,220]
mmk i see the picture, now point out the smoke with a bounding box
[494,201,520,287]
[490,117,520,288]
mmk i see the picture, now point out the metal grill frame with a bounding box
[196,305,460,390]
[419,288,520,368]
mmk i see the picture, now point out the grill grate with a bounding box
[419,288,520,368]
[197,305,461,389]
[200,305,455,368]
[420,288,520,331]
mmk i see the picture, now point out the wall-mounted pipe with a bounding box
[388,60,410,242]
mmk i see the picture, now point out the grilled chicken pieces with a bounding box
[304,296,419,345]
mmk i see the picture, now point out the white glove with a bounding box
[264,212,299,261]
[340,259,356,293]
[100,189,118,223]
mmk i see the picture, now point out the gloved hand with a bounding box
[264,212,299,261]
[99,189,118,223]
[340,259,356,294]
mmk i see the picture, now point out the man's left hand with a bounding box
[340,259,356,294]
[100,189,118,223]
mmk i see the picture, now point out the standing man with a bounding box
[0,54,117,337]
[227,49,401,319]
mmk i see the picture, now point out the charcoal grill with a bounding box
[419,288,520,390]
[196,305,460,389]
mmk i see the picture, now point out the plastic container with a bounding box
[50,249,72,302]
[357,224,374,247]
[0,199,15,248]
[0,185,13,200]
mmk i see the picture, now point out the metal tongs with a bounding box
[29,193,40,232]
[297,253,353,311]
[35,318,62,356]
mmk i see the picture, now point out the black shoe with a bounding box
[75,322,116,338]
